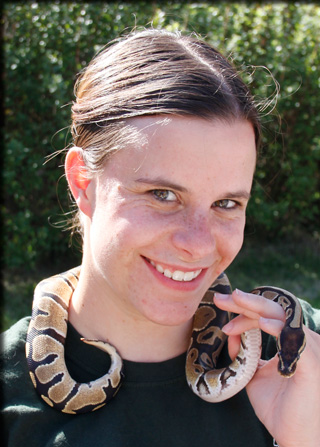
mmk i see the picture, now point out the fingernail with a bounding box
[235,288,245,295]
[214,292,228,299]
[260,317,270,324]
[222,321,234,334]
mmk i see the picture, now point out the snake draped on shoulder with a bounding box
[26,267,306,414]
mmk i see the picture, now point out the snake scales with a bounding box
[26,267,306,414]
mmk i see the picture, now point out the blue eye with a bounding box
[152,189,177,202]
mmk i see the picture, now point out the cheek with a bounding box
[216,218,245,265]
[89,202,163,260]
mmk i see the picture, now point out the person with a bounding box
[1,28,320,447]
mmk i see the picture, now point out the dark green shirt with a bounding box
[1,300,320,447]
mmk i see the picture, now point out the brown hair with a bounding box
[69,28,261,235]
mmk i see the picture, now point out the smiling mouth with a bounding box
[147,259,202,282]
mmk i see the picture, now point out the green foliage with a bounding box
[3,236,320,331]
[3,2,320,271]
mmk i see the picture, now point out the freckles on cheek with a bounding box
[219,221,245,262]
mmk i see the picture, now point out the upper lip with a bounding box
[144,256,207,273]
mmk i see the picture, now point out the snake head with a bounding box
[277,326,306,377]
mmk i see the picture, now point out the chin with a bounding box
[142,302,197,327]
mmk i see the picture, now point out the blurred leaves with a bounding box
[3,2,320,270]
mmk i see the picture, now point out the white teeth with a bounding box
[149,259,202,282]
[172,271,185,281]
[156,264,164,274]
[183,271,195,281]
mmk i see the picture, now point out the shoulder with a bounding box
[1,317,47,439]
[300,299,320,332]
[0,317,31,399]
[1,317,30,360]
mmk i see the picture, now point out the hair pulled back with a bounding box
[71,29,261,174]
[69,29,261,236]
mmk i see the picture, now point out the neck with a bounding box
[69,270,193,363]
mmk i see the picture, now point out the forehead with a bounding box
[102,116,256,193]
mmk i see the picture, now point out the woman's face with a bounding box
[83,117,256,327]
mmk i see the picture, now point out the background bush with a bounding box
[3,2,320,272]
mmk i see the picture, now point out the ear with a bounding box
[65,147,92,217]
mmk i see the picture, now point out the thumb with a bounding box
[227,334,242,361]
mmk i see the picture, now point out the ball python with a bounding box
[26,267,306,414]
[185,273,306,402]
[25,267,123,414]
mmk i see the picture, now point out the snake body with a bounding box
[186,274,306,402]
[26,268,306,413]
[25,267,123,414]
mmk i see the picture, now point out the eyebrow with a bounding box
[222,191,252,201]
[135,177,189,193]
[135,177,251,201]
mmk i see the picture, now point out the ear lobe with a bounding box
[65,147,92,217]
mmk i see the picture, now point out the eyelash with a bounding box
[213,199,239,210]
[150,190,241,210]
[151,189,178,202]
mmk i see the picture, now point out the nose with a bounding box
[171,210,216,262]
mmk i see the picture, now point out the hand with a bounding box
[214,289,320,447]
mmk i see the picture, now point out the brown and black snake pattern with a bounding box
[186,274,306,402]
[26,268,306,413]
[25,267,123,414]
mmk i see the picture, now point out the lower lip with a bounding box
[143,257,207,291]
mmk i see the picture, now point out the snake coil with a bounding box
[186,273,306,402]
[26,268,306,413]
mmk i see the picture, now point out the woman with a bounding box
[2,29,320,447]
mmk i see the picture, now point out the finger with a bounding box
[258,317,285,337]
[233,289,286,321]
[214,292,261,319]
[222,314,259,334]
[222,314,284,337]
[227,334,241,361]
[215,289,285,321]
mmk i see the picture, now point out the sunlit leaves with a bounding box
[4,2,320,270]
